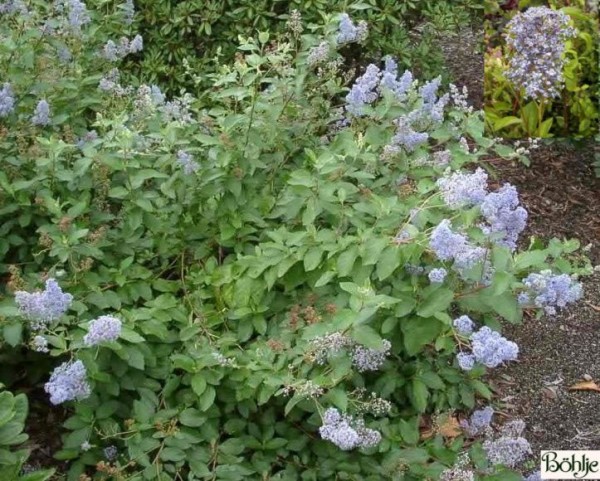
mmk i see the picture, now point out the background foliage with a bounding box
[94,0,485,95]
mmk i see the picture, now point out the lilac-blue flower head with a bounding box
[505,7,577,100]
[345,64,381,117]
[436,168,489,209]
[470,326,519,368]
[520,270,582,315]
[44,360,91,405]
[0,83,15,117]
[336,13,368,44]
[14,278,73,331]
[83,315,122,346]
[480,183,527,251]
[31,99,51,126]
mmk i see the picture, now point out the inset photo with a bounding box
[484,0,599,138]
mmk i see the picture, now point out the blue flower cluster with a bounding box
[83,315,122,346]
[387,116,430,153]
[345,56,417,120]
[76,129,98,150]
[480,183,528,251]
[104,445,118,461]
[32,335,49,353]
[428,267,447,284]
[31,99,51,126]
[0,82,15,117]
[379,57,413,100]
[437,168,488,209]
[14,278,73,331]
[458,326,518,371]
[505,7,577,100]
[345,64,381,117]
[351,340,392,372]
[0,0,28,15]
[461,406,493,436]
[307,42,330,66]
[336,13,368,45]
[483,420,531,468]
[418,77,450,124]
[44,360,91,405]
[102,35,143,61]
[66,0,90,33]
[176,150,199,174]
[319,408,381,450]
[430,219,486,275]
[453,315,474,336]
[519,270,583,315]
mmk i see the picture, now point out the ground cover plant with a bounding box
[0,1,592,480]
[483,0,599,138]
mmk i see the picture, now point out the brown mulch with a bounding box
[439,27,484,109]
[492,140,600,265]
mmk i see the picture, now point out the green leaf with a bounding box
[493,116,522,131]
[160,447,186,462]
[514,250,547,269]
[398,418,420,445]
[337,246,358,277]
[303,247,322,272]
[376,246,401,281]
[119,327,145,343]
[191,374,207,397]
[180,408,204,427]
[401,317,444,356]
[199,386,215,412]
[539,117,553,137]
[419,371,445,390]
[487,291,521,323]
[350,325,382,349]
[408,379,429,413]
[522,101,539,134]
[416,288,454,318]
[361,237,388,265]
[20,469,56,481]
[3,324,22,347]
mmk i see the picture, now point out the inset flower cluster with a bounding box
[505,7,577,100]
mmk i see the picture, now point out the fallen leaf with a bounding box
[569,381,600,392]
[437,416,461,439]
[585,302,600,312]
[541,386,558,400]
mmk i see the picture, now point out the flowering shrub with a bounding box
[484,0,599,138]
[0,3,592,480]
